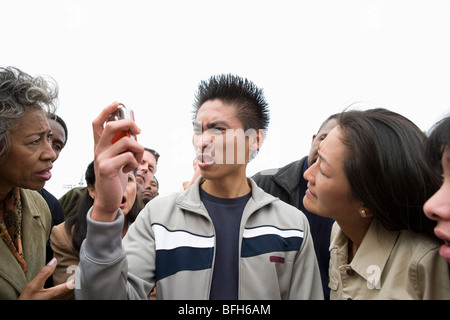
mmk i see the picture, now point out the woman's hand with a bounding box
[91,101,144,222]
[18,258,72,300]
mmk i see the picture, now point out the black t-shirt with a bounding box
[199,188,252,300]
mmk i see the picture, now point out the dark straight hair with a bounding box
[337,108,441,239]
[425,116,450,177]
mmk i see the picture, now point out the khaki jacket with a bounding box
[329,218,450,300]
[0,189,51,299]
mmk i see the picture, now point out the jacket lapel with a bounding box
[0,188,48,295]
[20,189,49,283]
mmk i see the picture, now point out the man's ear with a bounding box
[256,129,265,150]
[248,129,265,161]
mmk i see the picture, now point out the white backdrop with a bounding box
[2,0,449,197]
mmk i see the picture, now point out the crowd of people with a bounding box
[0,66,449,300]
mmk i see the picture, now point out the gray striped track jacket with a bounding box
[75,178,324,300]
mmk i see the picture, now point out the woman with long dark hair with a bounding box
[303,108,450,299]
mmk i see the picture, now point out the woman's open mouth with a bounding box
[119,196,127,209]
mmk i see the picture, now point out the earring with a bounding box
[360,209,367,218]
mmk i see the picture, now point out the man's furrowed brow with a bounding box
[206,121,229,129]
[192,121,229,129]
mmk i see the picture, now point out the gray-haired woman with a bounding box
[0,66,71,299]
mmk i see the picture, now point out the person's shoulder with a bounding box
[398,229,441,255]
[58,186,86,203]
[139,191,183,216]
[50,222,72,248]
[51,221,68,236]
[21,188,50,211]
[20,188,52,230]
[262,192,308,222]
[150,191,181,206]
[269,195,301,212]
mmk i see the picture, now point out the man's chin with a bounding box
[141,194,153,204]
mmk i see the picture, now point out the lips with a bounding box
[119,196,127,209]
[439,241,450,261]
[36,166,53,181]
[136,174,145,184]
[434,226,450,260]
[197,154,215,168]
[305,183,317,199]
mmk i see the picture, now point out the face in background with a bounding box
[140,176,159,204]
[0,108,56,196]
[307,118,338,168]
[48,118,67,162]
[148,176,159,198]
[303,126,364,221]
[88,171,137,216]
[193,99,260,182]
[120,172,137,215]
[423,146,450,263]
[136,150,157,192]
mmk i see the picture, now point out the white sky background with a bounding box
[2,0,450,198]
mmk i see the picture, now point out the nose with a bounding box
[43,138,57,162]
[304,159,318,184]
[423,187,450,221]
[193,130,214,151]
[139,164,148,174]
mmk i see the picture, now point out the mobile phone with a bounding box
[107,104,137,143]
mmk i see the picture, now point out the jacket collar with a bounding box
[176,177,277,217]
[331,218,399,281]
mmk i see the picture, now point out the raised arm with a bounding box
[75,102,144,300]
[90,101,143,222]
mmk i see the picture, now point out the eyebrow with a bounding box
[193,121,229,129]
[317,151,332,168]
[51,133,65,144]
[26,130,50,138]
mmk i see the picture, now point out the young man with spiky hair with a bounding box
[76,74,323,300]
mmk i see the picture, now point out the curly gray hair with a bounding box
[0,67,58,161]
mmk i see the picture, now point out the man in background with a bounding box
[136,148,159,204]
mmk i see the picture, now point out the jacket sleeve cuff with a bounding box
[83,207,125,263]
